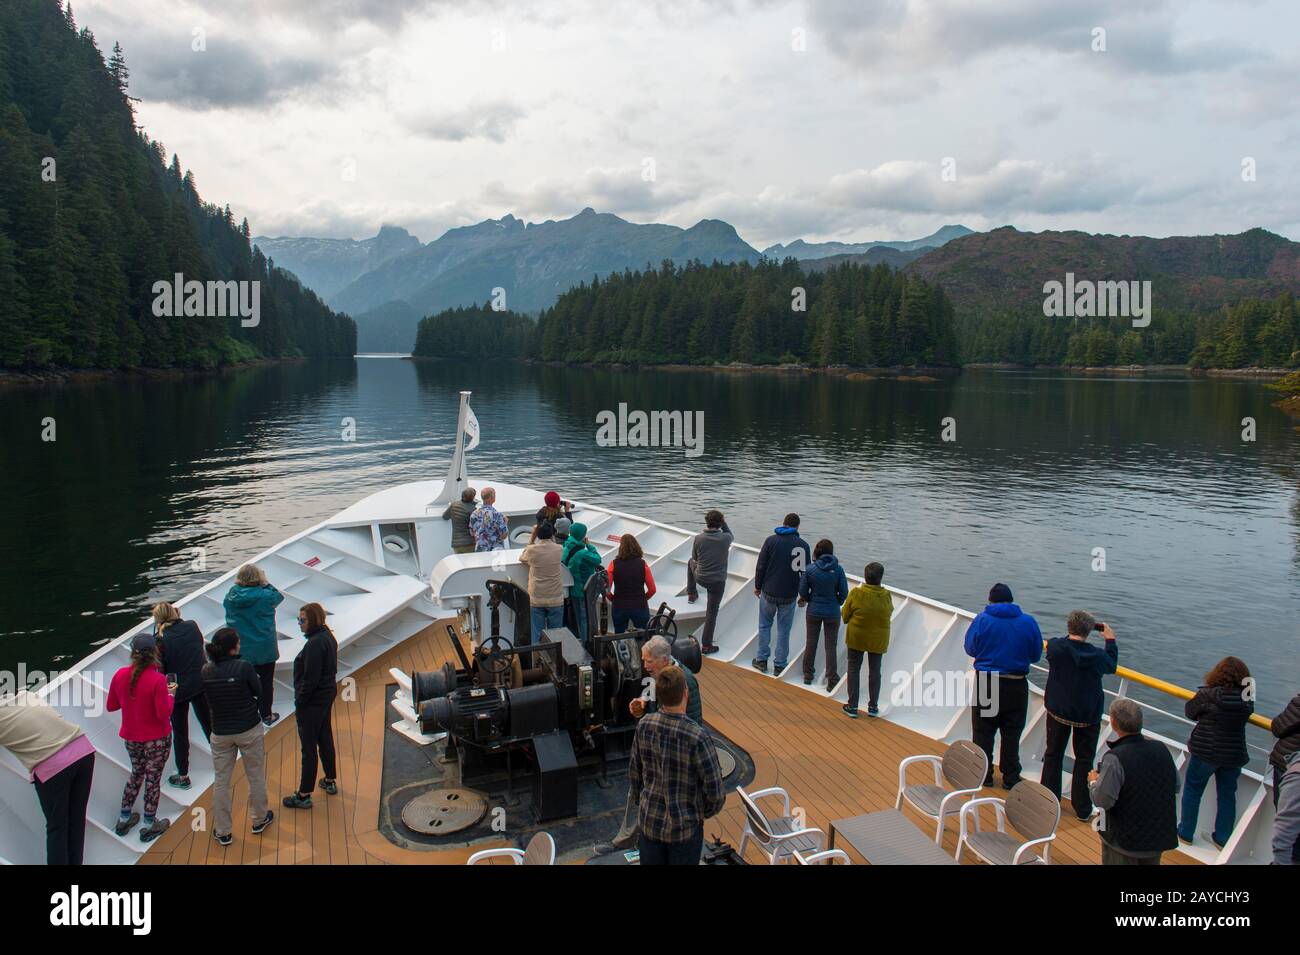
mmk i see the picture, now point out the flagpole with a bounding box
[430,391,471,507]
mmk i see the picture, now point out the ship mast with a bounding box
[430,391,473,507]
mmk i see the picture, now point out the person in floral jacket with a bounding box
[468,486,509,551]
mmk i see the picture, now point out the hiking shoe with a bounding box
[825,675,840,689]
[263,713,280,727]
[686,593,698,604]
[251,811,275,834]
[214,832,233,847]
[750,659,767,673]
[773,662,787,673]
[841,704,859,719]
[320,778,338,796]
[867,705,880,717]
[167,774,192,789]
[114,812,140,837]
[283,792,313,809]
[802,676,813,686]
[701,644,719,655]
[592,842,619,855]
[140,818,170,843]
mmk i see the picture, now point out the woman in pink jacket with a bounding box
[106,631,176,842]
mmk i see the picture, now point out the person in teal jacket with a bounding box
[224,564,285,726]
[562,523,603,641]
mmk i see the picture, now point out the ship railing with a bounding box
[1027,651,1277,762]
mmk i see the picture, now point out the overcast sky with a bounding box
[76,0,1299,249]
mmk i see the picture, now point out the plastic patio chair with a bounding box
[955,780,1060,865]
[736,786,826,864]
[895,739,989,843]
[466,831,556,865]
[793,847,852,865]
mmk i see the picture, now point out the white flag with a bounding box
[464,405,480,451]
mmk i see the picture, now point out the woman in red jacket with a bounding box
[107,631,176,842]
[607,534,656,633]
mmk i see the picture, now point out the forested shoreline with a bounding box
[0,0,356,372]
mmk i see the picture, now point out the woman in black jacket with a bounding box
[1178,656,1255,848]
[152,603,213,790]
[283,602,338,809]
[202,628,273,846]
[1271,690,1300,807]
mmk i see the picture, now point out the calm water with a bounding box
[1,359,1296,715]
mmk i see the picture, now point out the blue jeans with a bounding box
[754,594,795,668]
[1179,755,1240,845]
[530,605,564,644]
[612,606,650,634]
[638,824,703,865]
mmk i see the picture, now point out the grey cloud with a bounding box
[805,0,1259,77]
[403,102,526,143]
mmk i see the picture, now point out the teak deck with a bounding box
[142,620,1196,866]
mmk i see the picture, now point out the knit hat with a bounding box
[569,522,587,542]
[544,490,561,508]
[130,631,158,653]
[554,517,572,537]
[988,583,1014,604]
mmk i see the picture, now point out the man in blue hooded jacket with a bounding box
[964,582,1043,788]
[751,513,811,674]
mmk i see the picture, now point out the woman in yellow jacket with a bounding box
[840,562,893,718]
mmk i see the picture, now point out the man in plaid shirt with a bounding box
[628,665,725,864]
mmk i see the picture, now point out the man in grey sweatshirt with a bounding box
[1273,752,1300,864]
[687,509,732,654]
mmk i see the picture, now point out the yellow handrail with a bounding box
[1038,641,1275,731]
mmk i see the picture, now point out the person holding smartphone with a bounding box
[1040,611,1118,819]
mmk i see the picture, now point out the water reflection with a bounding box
[0,360,1295,715]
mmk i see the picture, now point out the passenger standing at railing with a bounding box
[0,691,97,864]
[686,510,733,655]
[469,486,509,552]
[751,514,810,675]
[1268,687,1300,813]
[964,583,1043,789]
[798,539,848,691]
[521,523,567,643]
[1272,752,1300,864]
[1089,698,1179,864]
[202,627,274,847]
[282,602,338,810]
[1039,611,1117,820]
[224,563,286,727]
[607,533,656,634]
[152,603,212,792]
[441,486,478,555]
[529,490,573,544]
[840,562,893,719]
[561,522,602,641]
[107,632,175,843]
[1177,656,1254,850]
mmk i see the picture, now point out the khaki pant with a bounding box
[212,723,269,837]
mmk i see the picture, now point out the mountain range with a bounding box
[256,212,975,351]
[762,224,974,260]
[252,226,420,300]
[904,225,1300,315]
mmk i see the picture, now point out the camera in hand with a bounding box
[1093,622,1106,632]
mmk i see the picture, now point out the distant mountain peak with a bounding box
[763,224,975,261]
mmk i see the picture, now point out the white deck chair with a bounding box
[793,847,852,865]
[736,786,826,864]
[895,739,989,843]
[466,831,556,865]
[956,780,1060,865]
